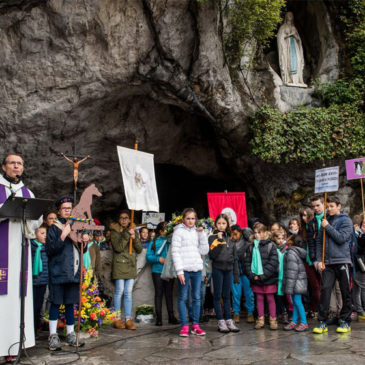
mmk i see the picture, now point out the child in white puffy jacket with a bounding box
[171,208,209,337]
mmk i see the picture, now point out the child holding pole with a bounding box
[313,195,353,334]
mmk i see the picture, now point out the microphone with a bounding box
[15,174,21,183]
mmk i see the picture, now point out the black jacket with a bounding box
[242,239,278,286]
[283,246,307,295]
[315,213,353,265]
[46,218,85,285]
[209,231,239,282]
[307,217,320,263]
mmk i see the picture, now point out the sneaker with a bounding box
[283,321,297,331]
[295,323,309,332]
[358,312,365,322]
[226,319,240,332]
[233,313,240,323]
[65,332,85,347]
[313,321,328,334]
[336,320,351,333]
[247,313,255,323]
[217,319,230,333]
[48,334,62,351]
[191,324,206,336]
[179,325,189,337]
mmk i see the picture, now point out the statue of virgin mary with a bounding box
[277,12,307,87]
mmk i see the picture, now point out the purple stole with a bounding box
[0,184,31,296]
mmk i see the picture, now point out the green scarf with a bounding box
[277,248,285,295]
[32,240,43,276]
[251,239,264,276]
[306,245,313,266]
[83,242,94,270]
[315,212,324,231]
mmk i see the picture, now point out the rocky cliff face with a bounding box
[0,0,357,222]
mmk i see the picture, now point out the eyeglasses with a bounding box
[6,161,23,166]
[119,217,129,220]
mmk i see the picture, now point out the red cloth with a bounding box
[207,192,248,228]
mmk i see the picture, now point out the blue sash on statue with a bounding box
[289,36,298,74]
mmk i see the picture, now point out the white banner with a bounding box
[117,146,159,212]
[315,166,339,193]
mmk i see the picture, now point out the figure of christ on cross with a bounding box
[61,153,90,190]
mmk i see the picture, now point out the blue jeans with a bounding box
[178,271,202,326]
[188,279,206,318]
[232,274,254,315]
[291,294,307,325]
[114,278,135,318]
[212,267,232,320]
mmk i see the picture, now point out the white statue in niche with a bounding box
[277,12,307,88]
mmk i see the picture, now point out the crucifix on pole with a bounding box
[60,142,90,202]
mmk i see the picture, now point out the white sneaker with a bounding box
[226,319,240,332]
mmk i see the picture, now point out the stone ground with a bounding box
[25,318,365,365]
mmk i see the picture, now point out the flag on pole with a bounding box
[117,146,159,212]
[207,192,248,228]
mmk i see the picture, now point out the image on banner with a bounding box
[345,157,365,180]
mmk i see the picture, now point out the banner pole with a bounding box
[129,141,138,255]
[361,178,365,219]
[76,238,84,348]
[322,192,327,266]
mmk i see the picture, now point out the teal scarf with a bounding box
[251,239,264,276]
[83,242,94,270]
[315,212,324,231]
[277,249,286,295]
[32,240,43,276]
[95,238,106,248]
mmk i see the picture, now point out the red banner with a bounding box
[207,192,248,228]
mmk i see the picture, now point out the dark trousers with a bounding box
[304,263,321,312]
[33,284,47,330]
[212,267,233,320]
[152,273,174,320]
[318,264,352,323]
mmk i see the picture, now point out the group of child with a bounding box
[161,194,358,336]
[30,192,361,350]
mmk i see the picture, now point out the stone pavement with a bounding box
[26,319,365,365]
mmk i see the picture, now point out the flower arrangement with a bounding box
[197,217,215,234]
[166,213,183,235]
[166,213,214,236]
[56,269,118,338]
